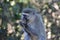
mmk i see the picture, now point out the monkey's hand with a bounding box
[20,21,26,27]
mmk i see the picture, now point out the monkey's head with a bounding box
[20,8,38,27]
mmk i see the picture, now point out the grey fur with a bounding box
[20,8,46,40]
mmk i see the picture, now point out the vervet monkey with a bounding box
[20,8,46,40]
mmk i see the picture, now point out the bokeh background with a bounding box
[0,0,60,40]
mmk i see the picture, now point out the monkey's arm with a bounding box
[24,25,38,40]
[20,22,38,39]
[20,22,38,36]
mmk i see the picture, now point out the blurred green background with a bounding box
[0,0,60,40]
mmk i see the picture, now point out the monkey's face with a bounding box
[20,8,36,26]
[21,13,36,24]
[20,8,38,27]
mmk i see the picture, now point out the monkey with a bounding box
[20,8,46,40]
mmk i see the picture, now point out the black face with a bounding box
[20,9,31,27]
[20,8,36,27]
[22,13,29,22]
[20,13,28,27]
[21,8,33,23]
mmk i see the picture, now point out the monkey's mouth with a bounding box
[20,17,28,27]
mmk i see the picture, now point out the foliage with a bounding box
[0,0,60,40]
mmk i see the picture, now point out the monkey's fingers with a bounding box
[20,21,26,27]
